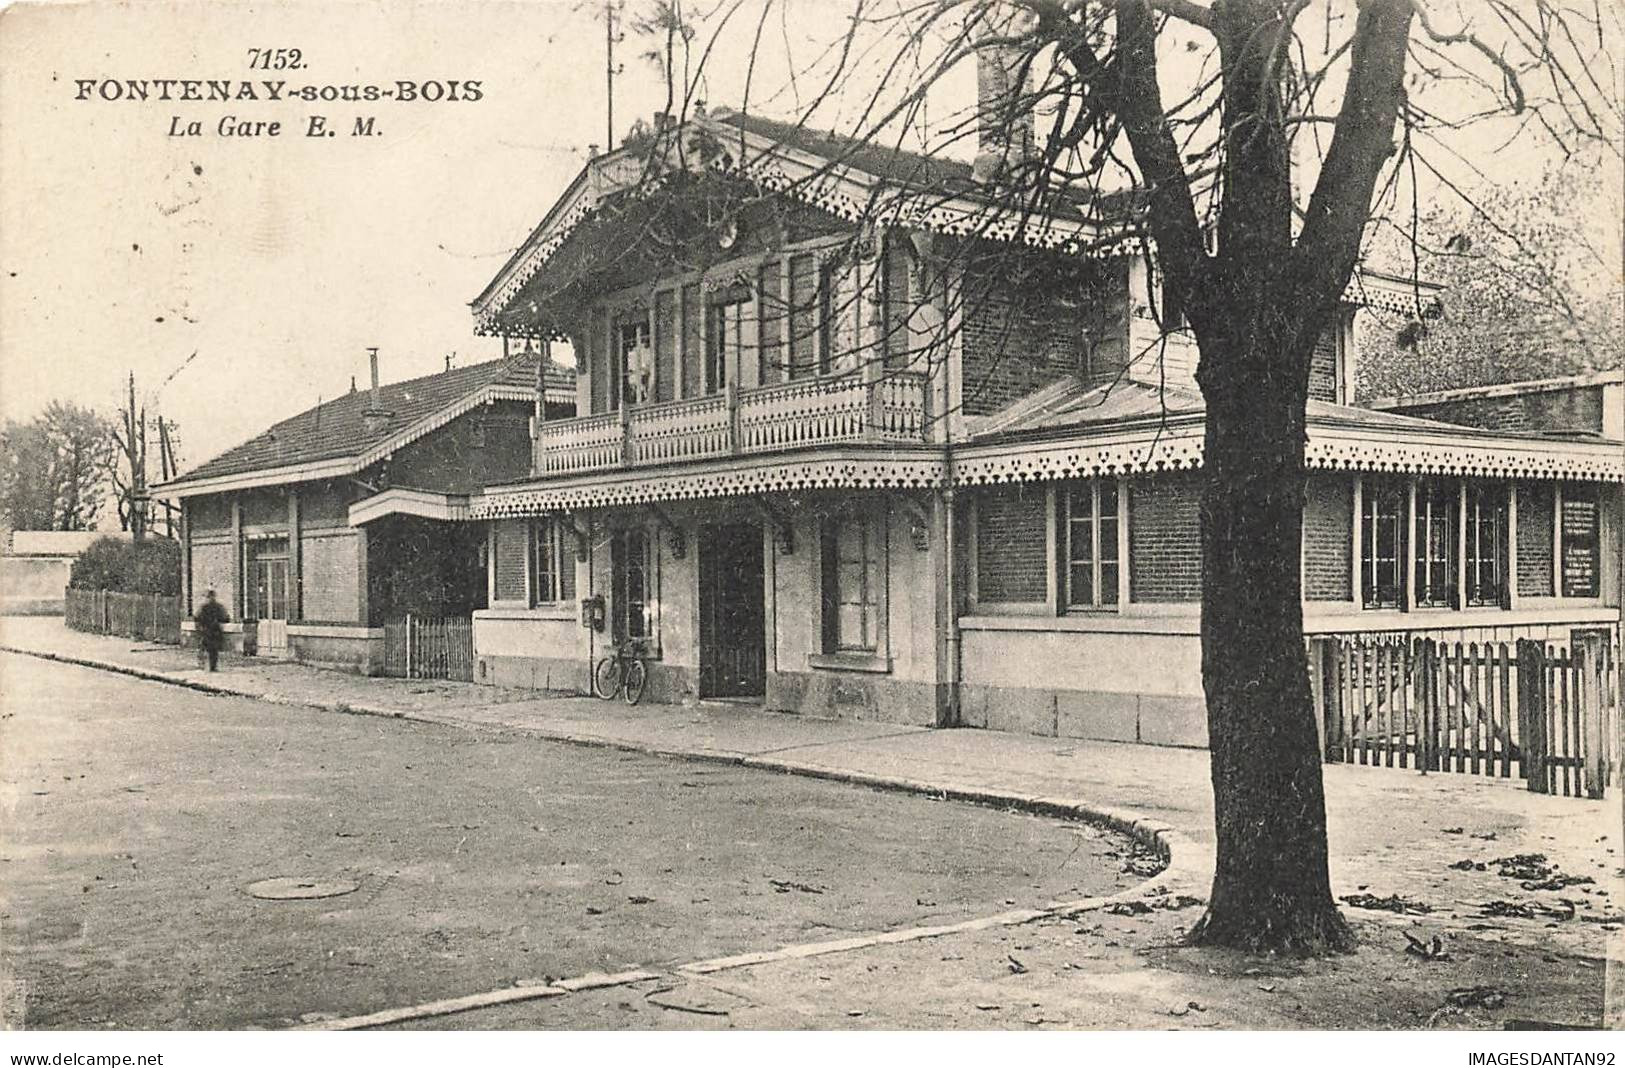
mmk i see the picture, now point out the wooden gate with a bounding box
[382,615,473,682]
[1310,632,1618,799]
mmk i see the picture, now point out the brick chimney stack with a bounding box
[971,5,1038,187]
[363,347,392,434]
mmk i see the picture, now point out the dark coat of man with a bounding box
[195,591,229,652]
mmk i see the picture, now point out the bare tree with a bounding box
[544,0,1619,953]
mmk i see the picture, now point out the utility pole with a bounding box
[156,417,181,538]
[605,0,615,151]
[114,371,150,541]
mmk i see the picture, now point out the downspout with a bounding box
[942,420,962,728]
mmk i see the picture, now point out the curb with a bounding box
[1,642,1206,901]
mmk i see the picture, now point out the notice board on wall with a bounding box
[1560,492,1600,598]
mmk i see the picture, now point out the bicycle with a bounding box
[592,640,648,705]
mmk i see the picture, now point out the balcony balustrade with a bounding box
[535,371,928,475]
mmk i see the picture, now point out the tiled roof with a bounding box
[710,109,1128,224]
[971,376,1585,444]
[167,356,572,486]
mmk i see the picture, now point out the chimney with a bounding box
[971,6,1038,186]
[363,347,392,434]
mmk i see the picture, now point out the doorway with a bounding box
[698,522,766,699]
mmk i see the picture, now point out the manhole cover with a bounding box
[245,876,360,901]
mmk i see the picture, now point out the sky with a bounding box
[1,0,1614,480]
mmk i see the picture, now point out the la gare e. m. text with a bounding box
[167,115,380,138]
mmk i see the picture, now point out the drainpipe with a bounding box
[940,380,962,728]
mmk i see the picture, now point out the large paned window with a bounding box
[1414,480,1457,608]
[611,527,659,653]
[1464,484,1507,607]
[1360,480,1405,609]
[1063,480,1120,609]
[530,516,575,606]
[820,512,885,653]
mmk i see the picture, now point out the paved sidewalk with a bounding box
[3,615,1620,959]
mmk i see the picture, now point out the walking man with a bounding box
[195,588,229,672]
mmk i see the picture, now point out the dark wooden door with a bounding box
[698,522,766,698]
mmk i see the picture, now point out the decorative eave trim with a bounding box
[954,423,1206,484]
[1303,426,1624,481]
[1369,369,1624,410]
[153,455,359,500]
[1341,271,1444,316]
[955,418,1623,485]
[471,447,947,517]
[470,118,1129,336]
[348,488,472,526]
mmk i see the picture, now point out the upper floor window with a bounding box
[1464,484,1507,607]
[706,288,750,394]
[881,236,912,370]
[1063,480,1120,610]
[820,511,885,653]
[618,317,653,406]
[1414,480,1457,608]
[1360,480,1405,609]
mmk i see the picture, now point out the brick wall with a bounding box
[974,483,1048,604]
[388,402,533,494]
[297,479,356,527]
[1130,473,1202,602]
[1303,473,1352,600]
[960,253,1098,416]
[1309,327,1338,403]
[1517,481,1555,597]
[491,518,529,603]
[1395,387,1606,436]
[239,488,286,527]
[190,540,235,616]
[300,530,362,622]
[188,493,232,532]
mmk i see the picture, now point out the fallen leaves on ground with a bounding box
[1340,892,1434,915]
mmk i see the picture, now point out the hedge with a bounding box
[69,536,181,596]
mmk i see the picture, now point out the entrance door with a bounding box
[698,522,766,698]
[247,540,291,657]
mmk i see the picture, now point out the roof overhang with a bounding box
[156,382,552,500]
[470,117,1124,337]
[349,488,472,526]
[471,445,947,517]
[953,416,1624,486]
[1369,369,1624,410]
[154,455,359,500]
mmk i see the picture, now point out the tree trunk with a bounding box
[1187,319,1353,956]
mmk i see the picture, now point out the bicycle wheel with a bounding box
[622,658,647,706]
[592,655,622,700]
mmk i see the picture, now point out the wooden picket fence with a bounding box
[1310,630,1618,799]
[64,588,182,644]
[381,614,473,682]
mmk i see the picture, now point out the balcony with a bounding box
[536,372,929,476]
